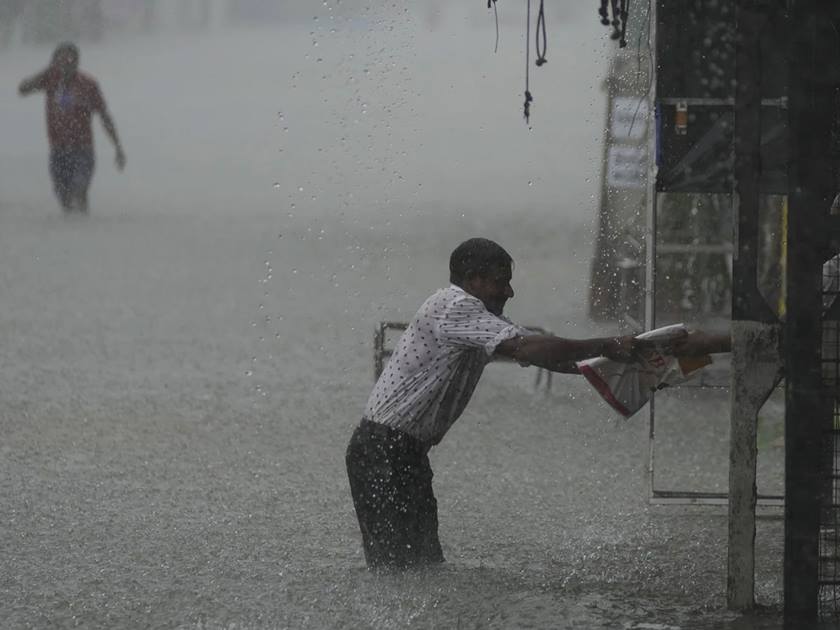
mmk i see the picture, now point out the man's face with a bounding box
[465,264,514,316]
[54,51,79,79]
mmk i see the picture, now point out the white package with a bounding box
[576,324,712,419]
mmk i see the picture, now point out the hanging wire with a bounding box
[635,0,647,78]
[618,0,629,47]
[628,0,653,138]
[488,0,500,53]
[599,0,609,26]
[523,0,548,123]
[599,0,629,47]
[610,0,621,37]
[535,0,547,66]
[524,0,533,123]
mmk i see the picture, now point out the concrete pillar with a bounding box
[727,321,782,610]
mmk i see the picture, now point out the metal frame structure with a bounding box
[646,0,840,621]
[784,2,840,622]
[373,321,408,380]
[641,0,787,510]
[645,388,784,508]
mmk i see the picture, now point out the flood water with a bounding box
[0,5,800,629]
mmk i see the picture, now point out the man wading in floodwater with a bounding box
[18,42,126,213]
[346,237,643,569]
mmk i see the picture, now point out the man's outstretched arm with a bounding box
[495,334,638,371]
[18,69,49,95]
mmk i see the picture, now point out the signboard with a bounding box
[607,145,647,190]
[611,96,649,141]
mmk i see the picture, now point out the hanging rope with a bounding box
[523,0,548,123]
[618,0,629,47]
[598,0,630,48]
[535,0,547,66]
[610,0,620,37]
[488,0,499,53]
[476,0,638,121]
[524,0,533,123]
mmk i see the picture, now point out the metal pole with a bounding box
[644,0,658,336]
[784,0,836,623]
[644,0,659,503]
[727,0,774,610]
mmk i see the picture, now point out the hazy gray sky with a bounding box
[1,2,611,225]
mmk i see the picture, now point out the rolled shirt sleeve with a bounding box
[89,81,106,113]
[435,294,526,356]
[365,285,537,446]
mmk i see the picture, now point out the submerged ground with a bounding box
[0,13,794,629]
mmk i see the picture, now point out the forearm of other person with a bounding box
[18,70,48,95]
[672,330,731,357]
[101,110,126,168]
[495,334,637,370]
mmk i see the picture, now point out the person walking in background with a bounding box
[18,42,125,213]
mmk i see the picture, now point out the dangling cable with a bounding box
[488,0,499,53]
[598,0,632,48]
[535,0,547,66]
[628,0,652,138]
[610,0,621,39]
[524,0,532,123]
[598,0,609,26]
[618,0,629,47]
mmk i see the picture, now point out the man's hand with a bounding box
[603,335,640,362]
[671,330,731,357]
[115,148,126,171]
[18,68,50,96]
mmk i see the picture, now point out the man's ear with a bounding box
[461,271,480,292]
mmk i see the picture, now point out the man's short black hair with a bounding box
[449,238,513,285]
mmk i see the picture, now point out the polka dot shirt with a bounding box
[364,285,530,447]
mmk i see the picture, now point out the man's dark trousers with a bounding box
[346,419,445,569]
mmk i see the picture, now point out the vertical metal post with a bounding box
[732,5,776,325]
[645,0,659,500]
[728,0,777,610]
[784,0,836,624]
[644,2,658,337]
[373,324,384,380]
[728,321,782,608]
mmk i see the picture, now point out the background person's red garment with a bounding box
[32,68,105,149]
